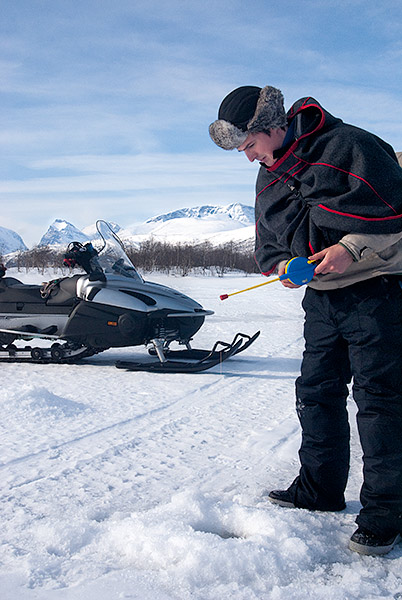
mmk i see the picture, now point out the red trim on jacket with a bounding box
[252,251,276,276]
[266,101,327,171]
[295,156,398,215]
[317,205,402,222]
[261,266,277,276]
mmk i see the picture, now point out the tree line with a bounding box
[4,239,259,276]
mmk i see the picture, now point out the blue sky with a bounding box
[1,0,402,245]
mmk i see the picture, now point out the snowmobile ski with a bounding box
[115,339,241,373]
[115,331,259,373]
[147,330,260,361]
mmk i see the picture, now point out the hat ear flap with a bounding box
[247,86,287,133]
[209,120,248,150]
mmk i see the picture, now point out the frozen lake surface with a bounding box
[1,269,402,599]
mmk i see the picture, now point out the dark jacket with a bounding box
[254,97,402,275]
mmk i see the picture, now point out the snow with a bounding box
[145,203,254,226]
[39,220,90,247]
[1,269,402,600]
[0,226,27,255]
[119,217,254,246]
[118,204,255,247]
[4,204,254,252]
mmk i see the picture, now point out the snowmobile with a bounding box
[0,220,259,373]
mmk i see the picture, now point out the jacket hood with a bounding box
[288,97,342,138]
[269,97,343,169]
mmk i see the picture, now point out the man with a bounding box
[209,85,402,555]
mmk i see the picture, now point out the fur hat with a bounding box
[209,85,287,150]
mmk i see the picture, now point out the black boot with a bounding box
[349,527,401,556]
[268,489,296,508]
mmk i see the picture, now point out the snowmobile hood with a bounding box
[76,273,211,316]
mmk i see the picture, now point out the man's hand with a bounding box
[278,263,302,288]
[309,244,354,275]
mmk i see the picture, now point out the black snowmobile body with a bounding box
[0,221,259,372]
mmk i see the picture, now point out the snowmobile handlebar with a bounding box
[63,241,105,281]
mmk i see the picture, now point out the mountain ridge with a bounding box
[146,203,254,226]
[0,226,28,255]
[38,219,90,247]
[1,202,255,253]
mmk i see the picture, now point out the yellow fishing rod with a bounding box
[220,257,316,301]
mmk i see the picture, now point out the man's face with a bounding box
[237,130,287,166]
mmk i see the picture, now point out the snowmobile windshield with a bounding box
[95,220,143,281]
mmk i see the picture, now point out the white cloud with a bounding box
[0,152,257,246]
[2,0,402,245]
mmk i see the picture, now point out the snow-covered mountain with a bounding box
[4,204,255,252]
[146,203,254,226]
[32,203,255,250]
[120,203,255,247]
[0,225,27,255]
[39,219,90,247]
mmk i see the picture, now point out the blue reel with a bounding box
[279,257,316,285]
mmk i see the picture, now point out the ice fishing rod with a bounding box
[220,257,316,301]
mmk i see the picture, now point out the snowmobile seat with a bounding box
[0,278,42,301]
[45,275,81,306]
[0,276,24,287]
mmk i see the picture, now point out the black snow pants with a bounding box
[292,275,402,537]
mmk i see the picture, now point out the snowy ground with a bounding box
[1,268,402,600]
